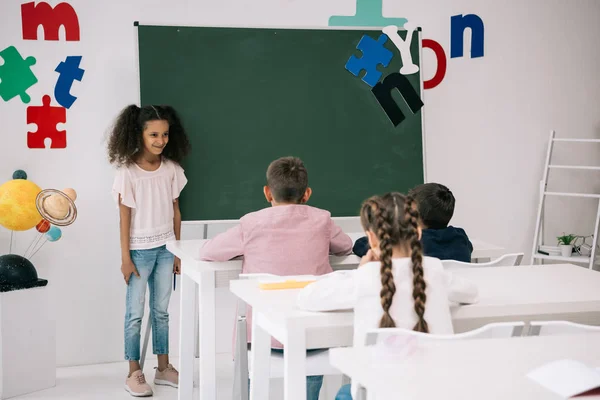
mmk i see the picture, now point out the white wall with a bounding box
[0,0,599,367]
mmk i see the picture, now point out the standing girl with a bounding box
[108,104,191,397]
[297,192,479,399]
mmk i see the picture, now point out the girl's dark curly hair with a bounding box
[107,105,191,166]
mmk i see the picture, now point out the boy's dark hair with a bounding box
[107,104,191,167]
[266,156,308,203]
[408,183,455,229]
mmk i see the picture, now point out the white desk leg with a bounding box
[198,271,216,399]
[178,271,196,400]
[284,325,306,400]
[194,284,199,358]
[250,311,271,400]
[195,224,209,359]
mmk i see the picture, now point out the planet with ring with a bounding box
[35,188,78,226]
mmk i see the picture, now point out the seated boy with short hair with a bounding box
[199,155,353,272]
[353,183,473,262]
[199,156,353,400]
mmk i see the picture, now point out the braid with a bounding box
[405,196,429,333]
[374,202,396,328]
[360,193,429,332]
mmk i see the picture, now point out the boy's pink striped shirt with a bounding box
[198,204,354,348]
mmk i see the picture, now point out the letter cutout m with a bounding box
[22,2,80,41]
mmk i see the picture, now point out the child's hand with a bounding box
[359,249,379,266]
[173,257,181,275]
[121,259,140,285]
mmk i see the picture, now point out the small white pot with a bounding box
[560,244,573,257]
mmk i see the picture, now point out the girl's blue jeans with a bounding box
[124,245,174,361]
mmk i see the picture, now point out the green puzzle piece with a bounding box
[0,46,38,104]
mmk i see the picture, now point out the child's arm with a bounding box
[119,196,139,284]
[199,225,243,261]
[173,198,182,273]
[173,199,182,239]
[444,271,479,304]
[297,271,357,311]
[329,220,353,256]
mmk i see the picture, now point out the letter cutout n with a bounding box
[372,73,424,127]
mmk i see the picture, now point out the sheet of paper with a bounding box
[527,359,600,398]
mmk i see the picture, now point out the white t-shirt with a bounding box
[297,257,479,398]
[112,158,188,250]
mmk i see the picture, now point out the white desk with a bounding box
[451,264,600,332]
[168,235,505,399]
[329,333,600,400]
[229,264,600,400]
[166,239,362,400]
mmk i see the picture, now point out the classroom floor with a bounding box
[14,356,341,399]
[14,356,234,400]
[15,354,343,399]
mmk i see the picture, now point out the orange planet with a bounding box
[0,179,42,231]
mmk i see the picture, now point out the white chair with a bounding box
[529,320,600,336]
[365,321,525,345]
[351,322,525,400]
[140,319,151,370]
[232,273,343,400]
[442,253,524,270]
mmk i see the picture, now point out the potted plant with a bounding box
[557,234,576,257]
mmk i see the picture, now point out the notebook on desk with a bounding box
[258,275,317,290]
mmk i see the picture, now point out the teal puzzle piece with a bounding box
[0,46,38,104]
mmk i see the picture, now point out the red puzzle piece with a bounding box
[27,95,66,149]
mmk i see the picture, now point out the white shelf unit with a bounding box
[530,131,600,270]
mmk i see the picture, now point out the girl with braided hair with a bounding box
[297,192,478,399]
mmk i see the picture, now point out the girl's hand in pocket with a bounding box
[121,259,140,284]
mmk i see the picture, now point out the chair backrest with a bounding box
[331,216,362,233]
[442,253,524,270]
[529,321,600,336]
[365,322,525,345]
[181,220,240,239]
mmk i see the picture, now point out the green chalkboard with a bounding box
[137,25,424,220]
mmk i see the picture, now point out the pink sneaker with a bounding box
[125,370,153,397]
[154,364,179,388]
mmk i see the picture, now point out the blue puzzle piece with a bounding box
[345,34,393,87]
